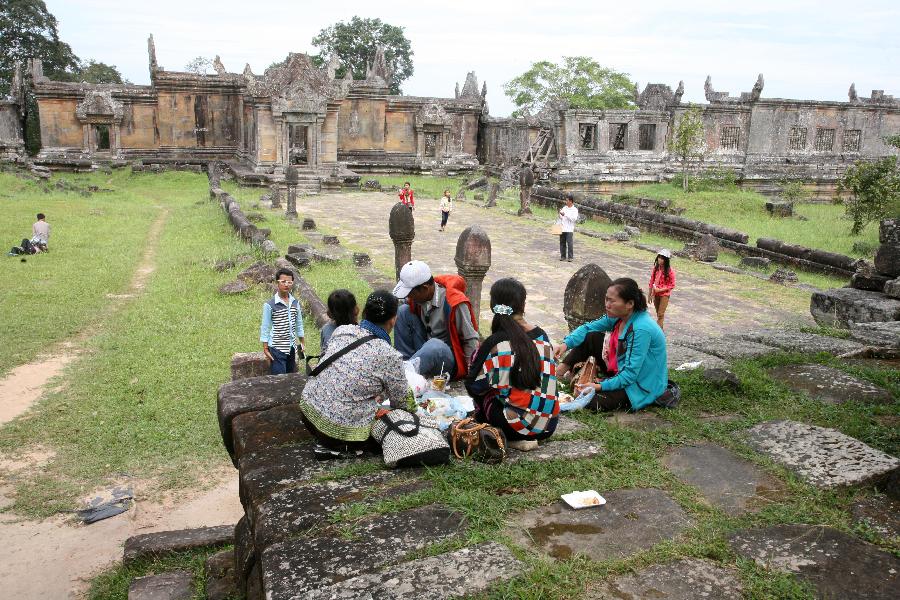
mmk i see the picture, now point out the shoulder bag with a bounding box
[306,334,378,377]
[449,417,507,464]
[371,409,451,468]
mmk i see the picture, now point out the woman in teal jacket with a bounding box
[554,277,667,411]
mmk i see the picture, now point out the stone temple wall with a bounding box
[0,101,23,160]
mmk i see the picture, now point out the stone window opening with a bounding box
[579,124,597,150]
[788,127,807,151]
[814,128,835,152]
[424,132,439,157]
[720,126,740,150]
[609,123,627,151]
[94,124,110,151]
[638,124,656,150]
[843,130,861,152]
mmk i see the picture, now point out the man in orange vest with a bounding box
[392,260,480,379]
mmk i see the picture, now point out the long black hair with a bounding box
[363,290,398,325]
[489,278,541,390]
[327,289,357,326]
[651,254,672,281]
[609,277,648,312]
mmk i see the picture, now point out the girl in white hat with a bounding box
[648,249,676,330]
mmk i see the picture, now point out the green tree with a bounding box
[669,105,707,192]
[839,157,900,234]
[0,0,79,93]
[311,17,413,94]
[72,59,128,84]
[184,56,214,75]
[503,56,636,117]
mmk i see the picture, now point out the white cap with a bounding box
[392,260,432,298]
[658,248,672,258]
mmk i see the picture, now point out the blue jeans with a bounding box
[394,304,456,377]
[269,346,296,375]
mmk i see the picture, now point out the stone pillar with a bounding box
[389,202,415,280]
[285,166,298,218]
[269,184,282,209]
[455,225,491,322]
[518,166,534,216]
[485,182,499,208]
[563,263,612,331]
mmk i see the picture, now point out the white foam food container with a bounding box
[561,490,606,509]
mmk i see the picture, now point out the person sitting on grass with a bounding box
[320,289,359,352]
[466,278,560,452]
[299,290,409,460]
[553,277,667,412]
[31,213,50,252]
[260,269,305,375]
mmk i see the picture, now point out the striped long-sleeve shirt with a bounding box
[260,294,304,353]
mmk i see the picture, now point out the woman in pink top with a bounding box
[648,249,676,329]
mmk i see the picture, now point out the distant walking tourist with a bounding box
[648,249,676,330]
[439,189,452,231]
[554,278,667,412]
[399,182,415,210]
[466,278,560,451]
[300,290,408,459]
[31,213,50,252]
[558,193,578,262]
[320,289,359,352]
[260,269,305,375]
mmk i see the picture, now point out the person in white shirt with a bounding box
[31,213,50,252]
[558,194,578,262]
[439,189,452,232]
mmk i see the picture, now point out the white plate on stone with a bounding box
[561,490,606,509]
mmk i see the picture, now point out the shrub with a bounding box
[778,180,810,203]
[839,157,900,234]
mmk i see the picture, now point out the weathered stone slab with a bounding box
[128,571,193,600]
[553,416,589,436]
[230,351,269,381]
[587,558,743,599]
[305,542,523,600]
[217,373,307,460]
[746,420,900,490]
[728,524,900,600]
[851,495,900,540]
[234,516,255,597]
[666,343,727,370]
[505,439,603,465]
[741,329,865,355]
[205,549,236,600]
[676,334,778,360]
[124,525,234,565]
[231,403,313,462]
[239,441,379,508]
[768,364,892,405]
[506,488,692,561]
[811,287,900,328]
[702,367,742,391]
[662,443,785,516]
[261,504,466,599]
[252,471,429,547]
[850,321,900,348]
[606,411,672,431]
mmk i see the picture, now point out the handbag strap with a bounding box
[309,335,379,377]
[379,409,421,437]
[450,417,488,458]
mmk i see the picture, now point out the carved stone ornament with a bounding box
[636,83,675,110]
[245,53,345,115]
[75,91,124,123]
[416,103,452,127]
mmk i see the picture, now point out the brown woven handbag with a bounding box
[449,418,507,464]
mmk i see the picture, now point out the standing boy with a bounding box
[439,189,452,231]
[260,269,305,374]
[558,193,578,262]
[398,182,415,210]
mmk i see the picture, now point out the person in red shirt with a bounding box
[398,182,415,210]
[648,249,676,329]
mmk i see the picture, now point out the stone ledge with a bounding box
[123,525,234,565]
[128,570,193,600]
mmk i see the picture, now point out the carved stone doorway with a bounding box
[289,124,309,165]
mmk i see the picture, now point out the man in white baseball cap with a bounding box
[392,260,480,379]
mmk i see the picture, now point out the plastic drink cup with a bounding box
[432,375,447,392]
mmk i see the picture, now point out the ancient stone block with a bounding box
[728,524,899,600]
[205,549,236,600]
[322,234,340,245]
[769,268,798,284]
[553,416,589,436]
[504,439,603,465]
[128,571,193,600]
[623,225,641,237]
[284,253,310,269]
[217,373,307,460]
[123,525,233,565]
[810,287,900,328]
[506,489,692,561]
[363,179,381,190]
[666,343,727,370]
[662,443,785,516]
[260,240,278,254]
[352,252,371,267]
[880,218,899,245]
[851,271,891,292]
[740,329,864,355]
[703,367,742,391]
[885,277,900,299]
[605,411,672,431]
[563,263,612,331]
[675,334,777,360]
[465,176,488,190]
[768,364,892,405]
[849,321,900,348]
[260,504,466,598]
[230,351,270,382]
[696,234,719,262]
[238,261,276,284]
[231,404,312,461]
[875,243,900,278]
[304,542,524,600]
[740,256,771,269]
[301,218,316,230]
[613,231,630,241]
[765,200,793,217]
[745,420,900,490]
[218,280,249,295]
[851,494,900,540]
[587,558,743,600]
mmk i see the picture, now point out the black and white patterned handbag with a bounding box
[371,409,451,468]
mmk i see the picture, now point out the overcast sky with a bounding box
[46,0,899,117]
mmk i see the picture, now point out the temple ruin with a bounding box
[0,37,897,195]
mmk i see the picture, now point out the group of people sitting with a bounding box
[261,259,670,460]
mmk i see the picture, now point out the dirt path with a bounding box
[0,208,243,599]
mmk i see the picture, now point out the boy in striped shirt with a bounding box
[260,269,305,374]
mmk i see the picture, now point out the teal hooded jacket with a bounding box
[562,310,668,410]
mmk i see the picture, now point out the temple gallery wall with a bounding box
[1,37,897,195]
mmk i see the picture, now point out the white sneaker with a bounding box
[508,439,539,452]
